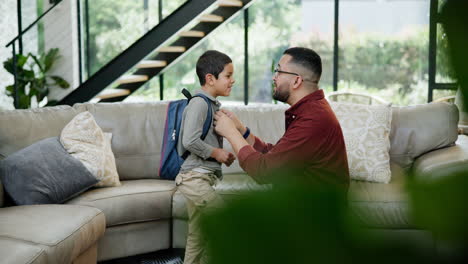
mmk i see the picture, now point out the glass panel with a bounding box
[438,0,447,13]
[248,0,303,103]
[128,76,161,102]
[339,0,430,106]
[86,0,187,81]
[292,0,335,94]
[21,0,40,56]
[159,13,245,103]
[436,23,457,83]
[15,0,77,107]
[162,0,188,19]
[147,0,160,29]
[87,1,145,76]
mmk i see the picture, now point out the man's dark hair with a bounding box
[284,47,322,80]
[196,50,232,86]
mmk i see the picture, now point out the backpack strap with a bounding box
[181,88,212,139]
[182,88,192,100]
[195,94,213,140]
[181,89,217,162]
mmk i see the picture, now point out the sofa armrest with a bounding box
[412,135,468,176]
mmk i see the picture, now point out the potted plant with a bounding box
[2,48,70,109]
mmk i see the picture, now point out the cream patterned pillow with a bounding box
[330,102,392,183]
[60,111,121,187]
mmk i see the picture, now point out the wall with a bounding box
[0,0,17,110]
[43,0,80,102]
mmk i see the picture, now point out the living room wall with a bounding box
[0,0,18,110]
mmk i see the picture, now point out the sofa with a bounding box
[0,100,466,263]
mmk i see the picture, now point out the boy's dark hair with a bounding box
[196,50,232,86]
[284,47,322,80]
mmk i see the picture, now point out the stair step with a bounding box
[179,30,205,38]
[199,14,224,23]
[95,89,131,100]
[136,60,167,68]
[117,75,149,84]
[218,0,243,7]
[158,46,186,53]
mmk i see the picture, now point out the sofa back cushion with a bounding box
[389,102,459,169]
[222,104,288,174]
[75,102,168,180]
[0,106,86,207]
[222,102,459,177]
[0,106,85,159]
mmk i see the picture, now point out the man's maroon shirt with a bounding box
[238,89,350,190]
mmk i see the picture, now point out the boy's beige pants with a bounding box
[175,170,224,264]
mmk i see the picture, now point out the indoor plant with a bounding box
[2,48,69,109]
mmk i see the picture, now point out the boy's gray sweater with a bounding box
[177,89,223,177]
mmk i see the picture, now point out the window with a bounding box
[248,0,302,103]
[131,10,245,102]
[338,0,430,106]
[292,0,335,94]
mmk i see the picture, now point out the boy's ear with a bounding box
[205,73,214,85]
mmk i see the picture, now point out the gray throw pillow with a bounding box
[0,137,98,205]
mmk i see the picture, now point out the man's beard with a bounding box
[273,85,290,103]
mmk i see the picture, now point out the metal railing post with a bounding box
[159,0,164,100]
[12,43,19,109]
[244,8,249,105]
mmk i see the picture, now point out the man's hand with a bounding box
[214,111,238,138]
[211,148,236,166]
[220,109,246,134]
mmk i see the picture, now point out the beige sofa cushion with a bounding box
[223,102,395,183]
[97,221,171,261]
[173,166,412,229]
[60,111,121,187]
[330,102,392,183]
[0,106,85,159]
[348,162,413,228]
[412,135,468,176]
[390,102,459,169]
[67,179,176,227]
[0,238,47,264]
[221,104,288,174]
[75,102,168,180]
[0,204,105,264]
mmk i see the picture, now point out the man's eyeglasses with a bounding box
[273,68,300,77]
[273,68,319,83]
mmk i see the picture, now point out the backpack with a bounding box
[159,89,213,180]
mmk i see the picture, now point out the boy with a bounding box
[176,50,236,264]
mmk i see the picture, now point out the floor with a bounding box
[99,249,184,264]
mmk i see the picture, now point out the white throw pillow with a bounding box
[60,111,121,187]
[330,102,392,183]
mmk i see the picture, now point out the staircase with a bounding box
[58,0,253,105]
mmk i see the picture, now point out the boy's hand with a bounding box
[220,109,246,134]
[211,148,236,166]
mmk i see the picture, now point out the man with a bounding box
[214,47,350,190]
